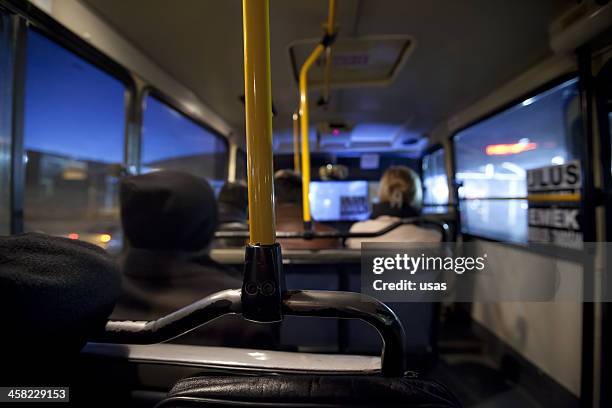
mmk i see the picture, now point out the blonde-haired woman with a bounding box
[346,166,440,248]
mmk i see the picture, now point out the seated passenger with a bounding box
[112,170,276,348]
[215,181,249,247]
[218,181,249,226]
[346,166,441,248]
[274,169,341,250]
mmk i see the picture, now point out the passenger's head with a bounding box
[274,169,302,205]
[218,182,248,211]
[379,166,422,210]
[217,181,248,224]
[120,170,218,251]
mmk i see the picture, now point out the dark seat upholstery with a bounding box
[158,374,461,408]
[0,233,121,352]
[0,232,121,383]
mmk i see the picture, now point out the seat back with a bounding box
[158,374,462,408]
[0,232,121,383]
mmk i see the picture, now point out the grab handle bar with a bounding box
[97,289,406,377]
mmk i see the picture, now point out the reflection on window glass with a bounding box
[422,148,449,214]
[23,30,125,251]
[141,95,228,194]
[454,78,581,242]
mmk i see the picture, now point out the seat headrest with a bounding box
[0,233,121,354]
[218,181,248,209]
[120,170,218,251]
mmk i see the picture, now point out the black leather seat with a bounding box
[0,232,121,384]
[158,374,461,407]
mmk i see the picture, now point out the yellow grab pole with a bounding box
[298,0,337,227]
[326,0,336,33]
[292,112,301,173]
[242,0,275,245]
[299,44,325,226]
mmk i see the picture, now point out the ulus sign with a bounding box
[527,161,580,192]
[526,161,582,249]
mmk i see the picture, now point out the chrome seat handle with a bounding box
[99,289,406,377]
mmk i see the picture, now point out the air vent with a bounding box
[289,35,414,88]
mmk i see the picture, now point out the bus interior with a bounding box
[1,0,612,407]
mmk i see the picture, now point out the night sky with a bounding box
[142,95,226,165]
[24,29,226,166]
[24,30,125,164]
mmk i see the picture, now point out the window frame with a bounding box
[1,0,136,233]
[419,143,452,212]
[450,72,580,243]
[138,86,230,181]
[595,58,612,241]
[1,1,135,87]
[594,50,612,408]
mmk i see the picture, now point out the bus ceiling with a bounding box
[71,0,579,154]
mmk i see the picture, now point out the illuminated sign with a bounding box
[485,142,537,156]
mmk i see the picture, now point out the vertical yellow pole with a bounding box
[298,0,337,227]
[326,0,336,32]
[242,0,275,245]
[292,112,300,173]
[299,44,325,226]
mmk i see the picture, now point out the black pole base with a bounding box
[241,243,285,323]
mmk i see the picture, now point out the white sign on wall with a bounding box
[527,161,582,249]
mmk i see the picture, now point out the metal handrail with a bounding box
[215,217,450,242]
[103,289,243,344]
[299,45,324,229]
[299,0,338,230]
[98,289,406,377]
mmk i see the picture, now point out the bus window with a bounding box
[421,148,449,214]
[454,78,581,242]
[0,13,13,235]
[141,95,228,193]
[23,29,126,245]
